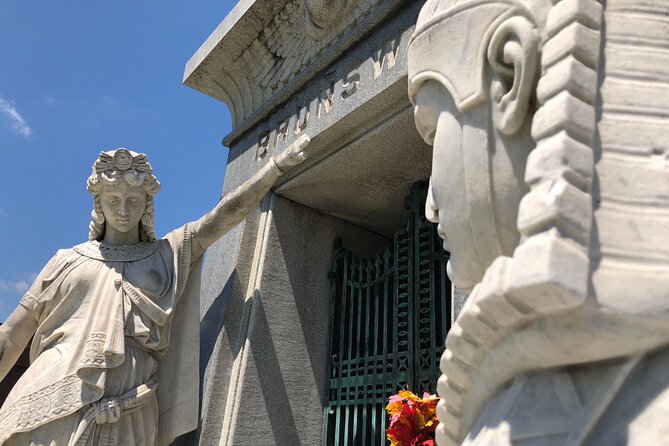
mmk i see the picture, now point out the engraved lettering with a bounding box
[276,118,290,148]
[294,101,309,135]
[251,25,410,160]
[318,68,337,117]
[341,62,361,100]
[372,37,400,79]
[257,130,271,160]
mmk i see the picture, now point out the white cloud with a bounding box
[98,95,121,111]
[0,279,30,293]
[0,273,37,294]
[0,95,32,139]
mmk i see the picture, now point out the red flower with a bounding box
[385,390,440,446]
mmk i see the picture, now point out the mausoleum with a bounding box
[183,0,449,444]
[185,0,669,444]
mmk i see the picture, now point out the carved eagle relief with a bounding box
[243,0,383,94]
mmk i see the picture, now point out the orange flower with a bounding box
[385,390,440,446]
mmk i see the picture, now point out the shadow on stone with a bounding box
[250,290,301,445]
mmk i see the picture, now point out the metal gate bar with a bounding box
[324,182,451,446]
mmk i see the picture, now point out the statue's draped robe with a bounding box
[0,224,202,446]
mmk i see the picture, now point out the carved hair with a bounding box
[86,150,161,242]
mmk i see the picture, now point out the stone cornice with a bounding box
[184,0,411,146]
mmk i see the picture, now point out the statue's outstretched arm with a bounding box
[192,135,310,251]
[0,305,37,382]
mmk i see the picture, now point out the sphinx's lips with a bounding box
[437,224,450,251]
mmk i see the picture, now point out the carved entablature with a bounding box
[184,0,410,145]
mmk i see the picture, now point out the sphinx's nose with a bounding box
[425,179,439,225]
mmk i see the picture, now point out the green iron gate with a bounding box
[323,182,451,446]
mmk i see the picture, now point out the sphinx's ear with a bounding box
[487,16,539,135]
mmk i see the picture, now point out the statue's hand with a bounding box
[274,134,310,172]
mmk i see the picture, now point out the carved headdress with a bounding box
[408,0,551,112]
[93,149,154,175]
[408,0,608,444]
[86,149,161,242]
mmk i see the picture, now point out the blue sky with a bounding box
[0,1,238,321]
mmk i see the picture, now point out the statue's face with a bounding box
[410,1,542,290]
[414,80,531,291]
[99,181,147,235]
[415,82,486,290]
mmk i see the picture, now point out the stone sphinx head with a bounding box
[86,149,161,242]
[408,0,552,290]
[409,0,669,444]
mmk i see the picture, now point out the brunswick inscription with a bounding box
[250,8,413,161]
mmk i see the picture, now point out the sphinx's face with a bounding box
[99,181,147,235]
[414,82,484,290]
[414,81,529,290]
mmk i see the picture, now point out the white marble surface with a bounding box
[0,139,308,445]
[409,0,669,444]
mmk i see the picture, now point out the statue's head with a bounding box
[408,0,552,290]
[86,149,161,242]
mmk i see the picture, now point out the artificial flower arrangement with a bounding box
[385,389,440,446]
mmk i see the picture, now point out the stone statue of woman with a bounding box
[0,135,309,446]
